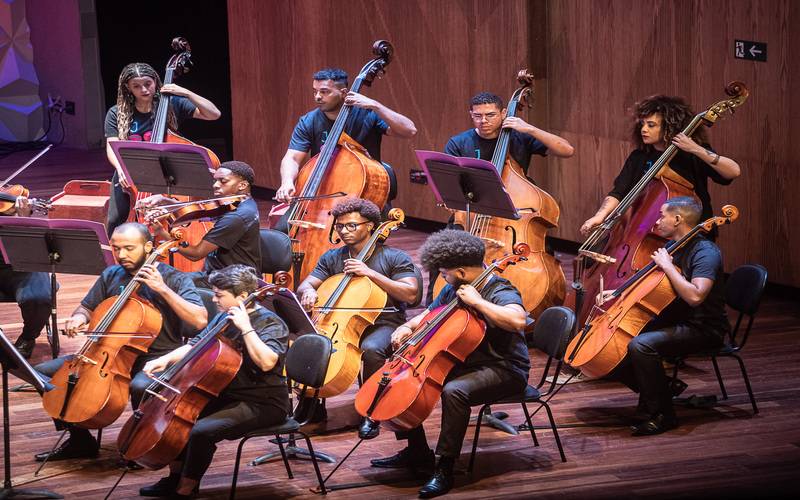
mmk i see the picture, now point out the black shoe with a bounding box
[418,468,454,498]
[139,474,180,497]
[670,378,688,398]
[14,337,35,359]
[358,417,380,440]
[631,413,678,436]
[371,447,435,471]
[34,436,99,462]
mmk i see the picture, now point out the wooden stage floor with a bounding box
[1,148,799,499]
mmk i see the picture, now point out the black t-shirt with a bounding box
[609,145,732,223]
[104,96,197,140]
[310,245,417,327]
[649,236,730,339]
[430,275,530,382]
[288,107,389,161]
[444,129,548,179]
[189,306,290,412]
[81,263,203,356]
[202,197,262,275]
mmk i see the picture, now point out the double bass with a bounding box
[309,208,405,398]
[566,205,739,378]
[433,70,565,318]
[355,244,529,431]
[284,40,394,281]
[575,83,749,324]
[116,285,276,469]
[129,37,221,272]
[41,238,182,429]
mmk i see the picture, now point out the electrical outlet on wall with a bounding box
[65,101,75,115]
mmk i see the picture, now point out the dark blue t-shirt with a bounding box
[104,96,196,140]
[288,107,389,161]
[444,129,548,179]
[202,197,262,275]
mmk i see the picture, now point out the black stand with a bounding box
[0,219,113,360]
[109,141,216,198]
[416,150,521,434]
[0,327,62,499]
[251,286,336,466]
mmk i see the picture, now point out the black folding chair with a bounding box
[467,306,575,473]
[671,264,767,414]
[229,334,332,498]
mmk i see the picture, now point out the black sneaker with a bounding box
[14,337,35,359]
[139,474,180,497]
[370,447,435,472]
[34,436,99,462]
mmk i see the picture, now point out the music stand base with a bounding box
[0,487,63,499]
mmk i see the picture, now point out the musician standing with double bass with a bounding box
[32,223,207,462]
[372,229,529,498]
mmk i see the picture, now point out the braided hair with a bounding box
[630,95,707,151]
[115,63,178,140]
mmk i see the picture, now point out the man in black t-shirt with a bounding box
[32,223,207,462]
[580,95,740,239]
[370,229,529,499]
[146,161,262,287]
[104,62,221,235]
[138,265,290,498]
[445,92,574,179]
[296,198,419,405]
[598,197,730,436]
[274,68,417,205]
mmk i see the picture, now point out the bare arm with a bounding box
[672,133,740,180]
[580,196,621,236]
[345,92,417,138]
[160,84,221,121]
[652,248,714,307]
[297,275,323,310]
[276,149,309,202]
[105,137,132,189]
[228,303,279,371]
[135,264,208,330]
[503,117,574,158]
[459,285,527,332]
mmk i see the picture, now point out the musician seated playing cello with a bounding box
[1,195,52,358]
[602,197,729,436]
[374,229,529,499]
[296,197,419,428]
[32,222,208,461]
[143,161,262,287]
[137,264,290,499]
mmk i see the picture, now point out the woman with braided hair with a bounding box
[104,62,221,235]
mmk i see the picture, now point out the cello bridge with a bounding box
[145,389,168,402]
[75,354,98,365]
[288,220,326,230]
[480,237,505,249]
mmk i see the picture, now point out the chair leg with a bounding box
[229,436,251,500]
[299,431,327,495]
[275,433,294,479]
[468,405,487,474]
[520,403,539,447]
[711,356,728,400]
[733,354,759,414]
[96,428,103,448]
[542,401,566,463]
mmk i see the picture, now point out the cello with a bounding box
[116,285,277,469]
[355,244,529,431]
[284,41,394,281]
[566,205,739,378]
[41,238,183,429]
[308,208,405,398]
[575,83,749,324]
[432,70,565,318]
[129,37,221,272]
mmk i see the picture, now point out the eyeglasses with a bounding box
[334,221,370,232]
[470,112,500,121]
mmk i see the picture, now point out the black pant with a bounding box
[107,171,131,237]
[0,267,52,341]
[359,324,395,383]
[398,364,527,458]
[180,396,287,480]
[612,325,723,417]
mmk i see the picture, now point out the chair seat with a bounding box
[492,384,540,404]
[241,417,300,439]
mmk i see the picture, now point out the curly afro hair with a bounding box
[330,197,382,227]
[420,229,485,272]
[630,95,707,150]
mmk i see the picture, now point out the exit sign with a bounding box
[735,40,767,62]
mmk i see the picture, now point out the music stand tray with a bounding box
[1,327,61,498]
[110,141,216,198]
[0,218,114,358]
[415,150,519,231]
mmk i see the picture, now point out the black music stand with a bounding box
[109,141,215,198]
[0,219,113,359]
[415,150,521,435]
[0,326,62,499]
[251,285,336,465]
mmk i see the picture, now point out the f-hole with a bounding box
[504,225,518,247]
[615,244,631,279]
